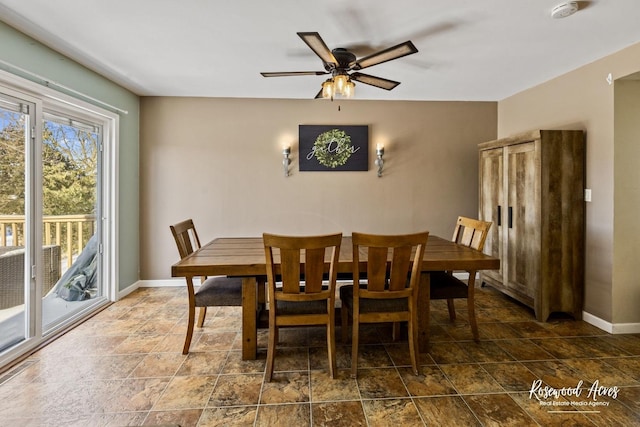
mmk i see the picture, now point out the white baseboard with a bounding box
[134,274,472,289]
[117,282,140,300]
[138,278,187,287]
[582,311,640,334]
[582,311,613,333]
[116,278,189,300]
[611,322,640,334]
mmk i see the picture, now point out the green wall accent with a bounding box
[0,21,140,292]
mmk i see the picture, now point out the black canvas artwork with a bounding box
[299,125,369,171]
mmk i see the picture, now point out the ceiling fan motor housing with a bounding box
[326,48,356,72]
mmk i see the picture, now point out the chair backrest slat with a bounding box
[389,246,412,291]
[366,246,388,291]
[280,248,301,294]
[170,219,201,260]
[452,216,492,251]
[304,247,326,293]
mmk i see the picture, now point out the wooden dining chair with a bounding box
[263,232,342,382]
[340,231,429,378]
[430,216,492,341]
[170,219,243,354]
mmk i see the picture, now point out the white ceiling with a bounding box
[1,0,639,101]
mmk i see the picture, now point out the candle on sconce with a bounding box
[282,145,291,177]
[375,144,385,177]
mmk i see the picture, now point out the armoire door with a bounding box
[505,141,540,300]
[478,147,504,283]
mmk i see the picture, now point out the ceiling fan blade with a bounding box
[297,32,337,65]
[314,89,324,99]
[351,41,418,70]
[350,72,400,90]
[261,71,328,77]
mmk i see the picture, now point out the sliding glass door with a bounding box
[41,111,103,332]
[0,84,110,360]
[0,92,34,351]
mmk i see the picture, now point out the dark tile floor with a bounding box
[0,285,639,426]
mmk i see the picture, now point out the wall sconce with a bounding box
[375,145,385,177]
[282,146,291,177]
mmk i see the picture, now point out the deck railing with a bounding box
[0,214,96,270]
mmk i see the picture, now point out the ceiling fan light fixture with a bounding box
[343,80,355,98]
[322,79,335,99]
[321,76,354,99]
[334,74,348,94]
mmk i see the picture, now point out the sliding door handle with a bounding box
[508,206,513,228]
[497,205,501,226]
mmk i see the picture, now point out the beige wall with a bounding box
[614,77,640,324]
[498,42,640,325]
[140,97,496,279]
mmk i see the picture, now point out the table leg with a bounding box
[417,272,430,353]
[242,276,258,360]
[257,276,266,308]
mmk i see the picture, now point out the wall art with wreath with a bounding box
[298,125,369,171]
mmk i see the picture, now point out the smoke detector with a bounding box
[551,2,579,19]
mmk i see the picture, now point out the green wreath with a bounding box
[313,129,353,168]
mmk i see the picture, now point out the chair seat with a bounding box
[340,285,408,313]
[195,276,243,307]
[429,271,469,300]
[275,298,330,315]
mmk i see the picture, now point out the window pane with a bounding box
[41,114,102,330]
[0,94,30,351]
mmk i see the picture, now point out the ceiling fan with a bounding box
[260,32,418,99]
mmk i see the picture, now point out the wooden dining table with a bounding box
[171,235,500,360]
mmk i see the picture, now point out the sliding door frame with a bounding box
[0,69,118,369]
